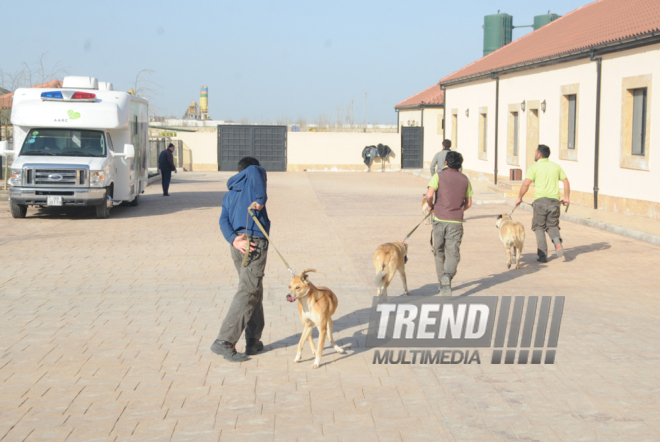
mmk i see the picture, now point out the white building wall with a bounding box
[598,44,660,204]
[444,78,497,179]
[444,43,660,217]
[498,59,597,195]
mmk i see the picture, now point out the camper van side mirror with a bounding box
[123,144,135,159]
[0,141,13,156]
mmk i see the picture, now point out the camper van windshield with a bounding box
[20,129,107,157]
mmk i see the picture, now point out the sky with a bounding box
[2,0,593,124]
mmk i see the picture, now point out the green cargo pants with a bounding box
[532,197,562,257]
[432,221,464,281]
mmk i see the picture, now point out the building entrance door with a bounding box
[401,126,424,169]
[526,109,539,174]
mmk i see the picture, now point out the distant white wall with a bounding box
[288,132,401,171]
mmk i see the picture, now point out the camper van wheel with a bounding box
[129,195,140,207]
[10,201,28,219]
[95,200,109,219]
[95,189,111,219]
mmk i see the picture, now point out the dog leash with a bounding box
[402,212,433,243]
[510,200,533,217]
[243,207,295,276]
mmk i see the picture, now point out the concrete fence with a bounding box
[173,130,403,172]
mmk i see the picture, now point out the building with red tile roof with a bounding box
[433,0,660,219]
[0,79,63,109]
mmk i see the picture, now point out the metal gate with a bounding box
[401,126,424,169]
[218,125,287,172]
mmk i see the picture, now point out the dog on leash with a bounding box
[286,269,345,369]
[373,241,409,296]
[496,214,525,269]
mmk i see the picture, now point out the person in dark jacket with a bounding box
[158,143,177,196]
[211,156,270,362]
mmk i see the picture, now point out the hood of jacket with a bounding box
[227,165,267,191]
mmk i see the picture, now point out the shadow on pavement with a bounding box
[453,241,611,296]
[22,190,227,220]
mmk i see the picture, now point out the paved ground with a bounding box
[1,171,659,442]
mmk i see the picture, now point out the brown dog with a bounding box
[496,214,525,269]
[286,269,344,369]
[373,241,409,296]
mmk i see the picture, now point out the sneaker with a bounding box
[210,340,248,362]
[245,339,264,356]
[553,238,564,258]
[440,274,452,297]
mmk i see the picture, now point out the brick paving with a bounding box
[1,171,659,441]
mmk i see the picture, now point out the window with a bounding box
[620,75,651,170]
[567,94,576,149]
[512,112,519,156]
[451,110,458,150]
[632,88,647,156]
[483,114,488,152]
[478,109,488,161]
[559,84,579,161]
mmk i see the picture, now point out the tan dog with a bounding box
[496,214,525,269]
[286,269,344,369]
[373,241,409,296]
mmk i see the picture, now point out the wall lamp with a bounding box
[521,100,526,112]
[541,100,547,112]
[465,108,469,117]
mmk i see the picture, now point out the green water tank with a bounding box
[483,12,513,57]
[534,13,561,30]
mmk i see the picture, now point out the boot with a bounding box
[440,274,452,297]
[537,249,548,263]
[211,340,248,362]
[245,339,264,356]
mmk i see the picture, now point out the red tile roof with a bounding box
[440,0,660,85]
[395,83,444,109]
[0,79,63,109]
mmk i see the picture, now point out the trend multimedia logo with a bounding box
[366,296,564,365]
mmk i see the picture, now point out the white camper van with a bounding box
[0,76,148,219]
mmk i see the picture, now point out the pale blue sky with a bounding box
[3,0,592,123]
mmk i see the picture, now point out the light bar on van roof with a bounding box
[71,91,96,100]
[40,91,97,102]
[41,91,63,99]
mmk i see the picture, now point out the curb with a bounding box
[508,200,660,246]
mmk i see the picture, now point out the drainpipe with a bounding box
[491,73,500,185]
[591,50,602,209]
[420,105,424,127]
[396,109,400,134]
[440,84,446,139]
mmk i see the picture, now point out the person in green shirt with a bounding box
[515,145,570,263]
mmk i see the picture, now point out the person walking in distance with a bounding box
[515,144,570,262]
[426,151,473,296]
[158,143,177,196]
[211,156,270,362]
[430,139,452,176]
[430,139,462,175]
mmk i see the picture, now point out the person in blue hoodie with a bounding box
[211,156,270,362]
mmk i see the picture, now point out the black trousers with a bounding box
[161,169,172,195]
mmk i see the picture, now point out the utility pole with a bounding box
[363,92,367,128]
